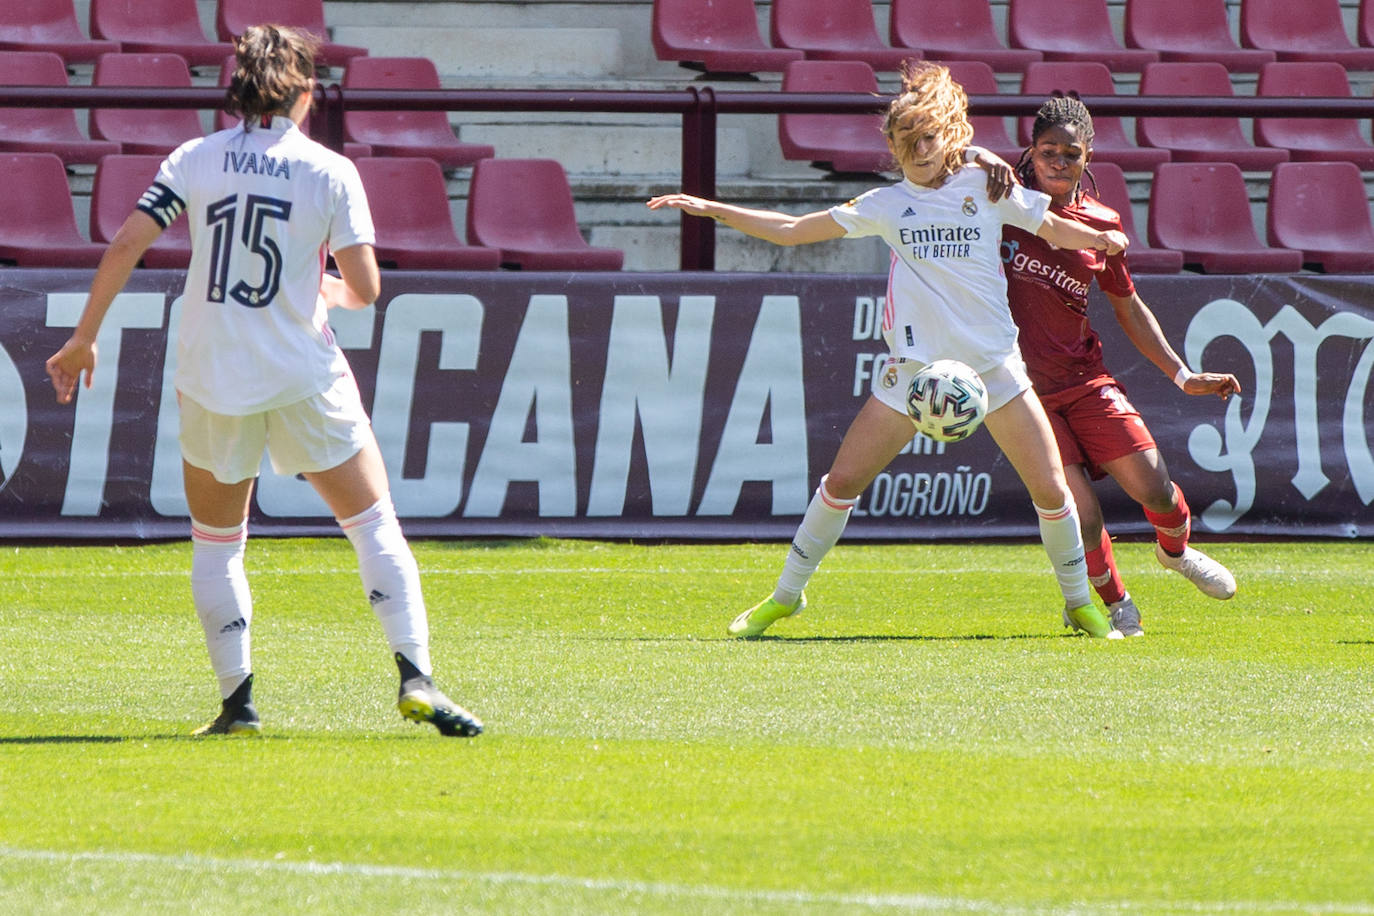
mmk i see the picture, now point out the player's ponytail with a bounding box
[224,24,320,129]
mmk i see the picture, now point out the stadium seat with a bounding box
[466,159,624,270]
[342,57,494,169]
[1124,0,1275,71]
[777,60,892,174]
[889,0,1041,73]
[770,0,918,72]
[1147,162,1302,273]
[941,60,1024,163]
[90,154,193,268]
[651,0,803,75]
[1361,0,1374,48]
[91,53,205,157]
[1137,62,1289,170]
[1085,161,1183,274]
[1007,0,1159,72]
[1241,0,1374,69]
[1267,161,1374,273]
[215,0,367,69]
[1019,62,1170,171]
[0,153,108,267]
[0,51,121,165]
[354,157,501,270]
[90,0,233,69]
[0,0,120,65]
[1254,62,1374,169]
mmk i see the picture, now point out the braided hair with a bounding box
[1014,93,1098,200]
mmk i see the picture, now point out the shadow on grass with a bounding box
[733,632,1058,643]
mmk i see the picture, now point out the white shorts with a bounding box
[870,351,1032,417]
[179,374,373,484]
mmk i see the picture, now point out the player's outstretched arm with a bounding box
[1037,211,1128,255]
[1104,291,1241,400]
[647,193,846,246]
[46,210,163,404]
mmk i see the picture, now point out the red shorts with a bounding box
[1038,377,1156,480]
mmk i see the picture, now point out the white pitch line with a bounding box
[1,846,1370,915]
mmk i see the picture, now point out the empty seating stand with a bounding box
[0,0,120,65]
[216,0,366,69]
[355,157,501,270]
[651,0,802,75]
[1019,62,1170,171]
[1124,0,1275,71]
[1241,0,1374,69]
[0,153,108,267]
[467,158,625,270]
[1137,62,1289,170]
[91,0,233,69]
[342,57,494,169]
[90,154,193,268]
[1267,161,1374,272]
[777,60,892,174]
[941,60,1024,163]
[91,53,205,157]
[1147,162,1302,273]
[1255,62,1374,169]
[771,0,918,72]
[889,0,1041,73]
[0,51,121,165]
[1008,0,1159,72]
[1086,161,1183,274]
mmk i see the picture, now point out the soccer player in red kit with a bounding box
[1000,95,1240,636]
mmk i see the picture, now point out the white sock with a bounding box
[339,497,432,675]
[773,476,858,605]
[1035,501,1093,609]
[190,520,252,699]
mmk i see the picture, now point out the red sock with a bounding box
[1144,482,1190,556]
[1085,527,1126,605]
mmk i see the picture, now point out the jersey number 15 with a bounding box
[205,193,293,308]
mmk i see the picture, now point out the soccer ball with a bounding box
[905,359,989,442]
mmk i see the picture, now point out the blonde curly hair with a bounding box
[881,61,974,177]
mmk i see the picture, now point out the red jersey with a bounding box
[1002,192,1135,395]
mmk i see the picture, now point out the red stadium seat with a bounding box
[1124,0,1275,71]
[940,60,1024,163]
[889,0,1041,73]
[1147,162,1302,273]
[215,0,366,69]
[90,0,232,69]
[342,57,493,169]
[1085,161,1183,274]
[354,157,501,270]
[1137,62,1288,170]
[0,51,121,165]
[467,159,624,270]
[1008,0,1159,72]
[1361,0,1374,48]
[1255,62,1374,170]
[92,53,204,157]
[1241,0,1374,69]
[651,0,803,75]
[1267,161,1374,273]
[0,0,120,65]
[90,154,193,268]
[777,60,891,174]
[0,153,108,267]
[770,0,918,72]
[1019,62,1170,171]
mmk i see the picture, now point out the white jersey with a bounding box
[140,116,375,415]
[828,167,1050,375]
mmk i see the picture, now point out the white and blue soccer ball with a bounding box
[905,359,989,442]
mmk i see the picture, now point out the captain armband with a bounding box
[136,182,186,229]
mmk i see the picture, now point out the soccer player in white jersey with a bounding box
[46,24,482,737]
[648,61,1131,639]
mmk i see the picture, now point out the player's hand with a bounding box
[970,149,1016,200]
[1180,371,1242,401]
[1096,230,1130,255]
[46,337,97,404]
[646,193,718,218]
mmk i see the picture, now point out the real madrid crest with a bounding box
[881,361,899,389]
[962,196,978,217]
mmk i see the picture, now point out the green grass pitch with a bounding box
[0,537,1370,914]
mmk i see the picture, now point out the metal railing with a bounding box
[1,84,1369,269]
